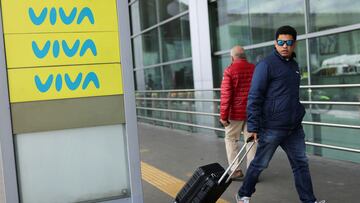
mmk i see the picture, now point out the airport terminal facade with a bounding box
[129,0,360,163]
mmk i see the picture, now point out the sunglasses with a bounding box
[276,39,294,46]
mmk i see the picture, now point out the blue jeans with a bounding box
[238,127,317,203]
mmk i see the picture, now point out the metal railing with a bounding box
[135,88,360,153]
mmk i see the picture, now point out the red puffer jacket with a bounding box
[220,59,255,121]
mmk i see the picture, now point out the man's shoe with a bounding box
[231,170,244,180]
[235,193,250,203]
[316,201,326,203]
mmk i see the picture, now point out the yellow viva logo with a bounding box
[1,0,119,33]
[32,39,97,59]
[5,32,120,68]
[8,64,123,103]
[35,72,100,93]
[29,7,94,26]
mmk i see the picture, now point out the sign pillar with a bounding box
[0,1,143,202]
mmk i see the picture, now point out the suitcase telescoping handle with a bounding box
[218,136,255,184]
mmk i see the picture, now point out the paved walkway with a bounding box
[139,123,360,203]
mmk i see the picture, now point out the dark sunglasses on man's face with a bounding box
[276,39,294,46]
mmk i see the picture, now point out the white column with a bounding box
[188,0,216,132]
[189,0,213,90]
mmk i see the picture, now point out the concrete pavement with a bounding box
[139,123,360,203]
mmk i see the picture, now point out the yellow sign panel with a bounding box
[8,64,123,103]
[5,32,120,68]
[1,0,118,33]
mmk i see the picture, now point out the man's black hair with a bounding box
[275,25,297,40]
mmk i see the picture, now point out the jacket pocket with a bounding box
[263,100,275,119]
[273,94,291,114]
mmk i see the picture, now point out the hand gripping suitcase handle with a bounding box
[218,136,255,184]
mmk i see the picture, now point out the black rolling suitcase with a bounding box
[174,137,255,203]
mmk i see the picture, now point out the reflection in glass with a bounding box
[132,36,142,68]
[163,61,193,89]
[212,55,231,88]
[209,0,251,51]
[179,0,189,11]
[142,29,161,66]
[139,0,158,31]
[305,104,360,126]
[144,67,163,90]
[309,0,360,32]
[247,46,273,64]
[299,88,308,101]
[134,72,138,90]
[295,40,308,86]
[303,125,360,163]
[208,0,305,52]
[161,16,191,62]
[304,30,360,164]
[159,0,189,21]
[309,30,360,86]
[249,0,305,44]
[311,87,360,103]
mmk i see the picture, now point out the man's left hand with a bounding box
[219,119,230,127]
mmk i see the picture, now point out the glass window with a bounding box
[295,40,309,86]
[309,0,360,32]
[247,46,273,64]
[298,40,310,103]
[303,125,360,163]
[160,16,191,62]
[132,36,142,68]
[309,30,360,86]
[304,29,360,163]
[163,61,193,89]
[209,0,251,51]
[158,0,189,21]
[132,29,161,67]
[212,55,231,88]
[144,67,163,90]
[139,0,158,31]
[209,0,305,52]
[179,0,189,11]
[135,69,145,90]
[142,29,161,66]
[249,0,305,44]
[134,68,163,91]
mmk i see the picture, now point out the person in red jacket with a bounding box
[219,45,257,179]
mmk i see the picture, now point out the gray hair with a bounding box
[230,46,246,59]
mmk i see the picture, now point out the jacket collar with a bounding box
[232,58,248,63]
[273,48,296,62]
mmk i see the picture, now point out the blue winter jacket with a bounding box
[247,49,305,132]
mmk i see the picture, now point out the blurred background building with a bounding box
[128,0,360,163]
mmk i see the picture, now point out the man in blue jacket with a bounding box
[235,26,325,203]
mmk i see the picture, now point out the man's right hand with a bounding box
[249,132,258,142]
